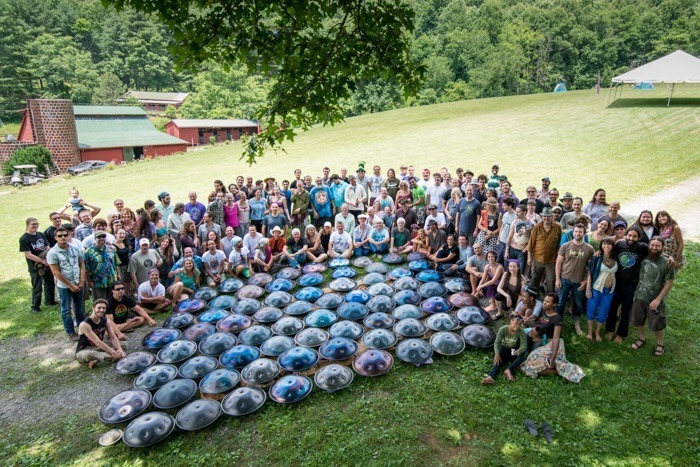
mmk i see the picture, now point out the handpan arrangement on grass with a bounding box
[101,255,497,447]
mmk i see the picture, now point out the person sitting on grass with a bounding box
[170,258,201,302]
[514,286,543,326]
[353,214,372,257]
[75,299,126,369]
[202,239,228,287]
[137,269,170,313]
[410,227,430,255]
[106,281,156,339]
[329,221,355,259]
[390,217,413,254]
[227,239,250,278]
[475,250,504,316]
[432,234,459,272]
[282,228,308,268]
[494,259,525,320]
[482,313,528,384]
[252,238,273,272]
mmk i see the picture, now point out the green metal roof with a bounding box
[75,116,188,149]
[126,91,189,102]
[74,105,146,116]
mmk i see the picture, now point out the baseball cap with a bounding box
[95,231,107,238]
[542,177,550,182]
[324,222,332,228]
[139,238,150,246]
[158,191,169,200]
[232,238,242,246]
[614,221,627,229]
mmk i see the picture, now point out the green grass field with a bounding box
[1,89,699,465]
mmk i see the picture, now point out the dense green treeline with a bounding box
[0,0,698,121]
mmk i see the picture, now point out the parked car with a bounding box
[67,160,108,175]
[10,165,46,187]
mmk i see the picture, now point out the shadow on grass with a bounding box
[607,97,700,108]
[0,278,66,340]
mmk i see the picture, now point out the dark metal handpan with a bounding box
[294,286,324,301]
[183,322,217,343]
[314,364,354,393]
[208,295,238,310]
[277,267,302,280]
[269,375,313,404]
[393,290,422,306]
[304,309,338,328]
[162,312,195,330]
[264,291,293,308]
[302,263,327,274]
[367,295,396,313]
[461,324,496,349]
[331,267,357,279]
[219,344,261,370]
[173,298,206,314]
[197,308,230,325]
[382,253,404,264]
[406,252,427,262]
[122,412,175,448]
[418,281,447,298]
[430,332,466,356]
[114,351,156,375]
[153,379,198,409]
[236,284,265,299]
[416,269,445,283]
[218,277,245,294]
[393,318,427,338]
[319,337,358,360]
[297,272,324,287]
[353,349,394,376]
[98,389,152,424]
[238,325,273,346]
[216,313,253,333]
[329,258,350,268]
[392,304,423,320]
[177,356,218,379]
[285,300,314,316]
[426,312,460,332]
[337,302,369,320]
[361,329,398,350]
[175,399,222,431]
[367,282,394,296]
[329,320,364,340]
[221,386,266,416]
[194,287,218,301]
[361,272,386,285]
[315,293,344,309]
[199,369,240,396]
[344,289,371,304]
[248,272,274,287]
[363,312,395,329]
[420,296,453,314]
[260,335,296,357]
[294,327,330,347]
[133,364,177,390]
[278,346,319,372]
[444,277,469,293]
[157,339,197,364]
[408,260,430,272]
[352,256,374,268]
[328,277,357,292]
[396,338,433,365]
[198,332,238,357]
[365,262,389,274]
[265,278,295,293]
[387,267,412,280]
[271,317,305,336]
[393,276,420,291]
[252,306,284,324]
[142,328,182,350]
[241,358,280,385]
[449,292,477,308]
[234,298,262,315]
[456,306,491,325]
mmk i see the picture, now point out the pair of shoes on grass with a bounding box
[525,419,554,443]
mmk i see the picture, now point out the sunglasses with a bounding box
[55,234,67,238]
[114,287,125,291]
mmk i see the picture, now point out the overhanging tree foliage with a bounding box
[103,0,425,163]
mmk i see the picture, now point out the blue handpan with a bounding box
[194,287,218,301]
[142,328,182,350]
[218,278,244,294]
[265,278,295,293]
[392,304,423,320]
[163,313,194,330]
[315,293,344,309]
[234,298,261,315]
[304,309,338,328]
[294,327,329,347]
[153,379,197,410]
[197,308,230,325]
[331,267,357,279]
[284,300,314,316]
[393,289,422,306]
[297,273,324,287]
[278,347,319,372]
[329,258,350,268]
[302,263,327,274]
[337,302,369,320]
[344,289,371,304]
[208,295,237,310]
[353,349,394,376]
[319,337,358,360]
[238,325,273,346]
[367,295,396,313]
[329,320,364,339]
[455,306,490,325]
[408,260,430,272]
[361,272,385,285]
[367,282,394,296]
[276,267,301,280]
[418,281,447,298]
[269,375,313,404]
[416,269,445,283]
[363,312,395,329]
[260,335,295,357]
[178,356,217,379]
[216,313,253,333]
[294,286,324,301]
[393,276,420,291]
[461,324,496,349]
[361,329,397,350]
[218,344,261,370]
[198,332,238,357]
[387,267,412,280]
[382,253,404,264]
[420,296,453,314]
[252,306,284,324]
[173,299,206,314]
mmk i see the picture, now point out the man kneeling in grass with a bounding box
[76,299,126,369]
[106,281,156,339]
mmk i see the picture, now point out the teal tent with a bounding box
[633,82,655,90]
[553,82,567,93]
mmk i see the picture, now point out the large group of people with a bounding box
[19,162,684,379]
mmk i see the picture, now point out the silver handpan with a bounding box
[430,332,466,356]
[199,369,241,396]
[393,276,420,291]
[271,317,305,336]
[238,325,273,346]
[198,332,238,357]
[365,262,389,274]
[177,356,218,379]
[162,313,195,330]
[122,412,175,447]
[260,335,295,357]
[114,352,156,375]
[328,277,357,292]
[241,358,280,385]
[352,256,374,268]
[152,379,198,409]
[157,339,197,364]
[425,313,460,332]
[98,389,152,424]
[221,386,267,416]
[294,327,330,347]
[393,318,427,338]
[133,364,177,390]
[314,364,354,393]
[277,267,302,280]
[175,399,222,431]
[367,282,394,296]
[396,338,433,365]
[392,304,423,320]
[361,329,398,350]
[328,320,364,339]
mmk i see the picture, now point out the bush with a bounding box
[151,117,170,132]
[3,145,53,176]
[209,135,217,145]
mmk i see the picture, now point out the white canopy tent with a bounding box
[607,50,700,106]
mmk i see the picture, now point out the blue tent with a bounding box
[553,82,567,93]
[633,81,655,90]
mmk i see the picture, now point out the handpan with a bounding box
[328,320,364,340]
[393,318,427,338]
[449,292,477,309]
[430,332,466,356]
[114,352,156,375]
[408,260,430,272]
[314,364,354,393]
[406,252,427,262]
[264,291,293,308]
[461,324,496,348]
[252,306,284,324]
[283,300,312,316]
[122,412,175,447]
[269,375,313,404]
[173,298,206,314]
[278,346,319,372]
[361,329,397,350]
[329,258,350,268]
[455,306,490,325]
[98,429,122,446]
[218,277,245,294]
[396,338,433,365]
[238,325,273,346]
[315,293,344,309]
[216,313,253,333]
[199,369,240,396]
[418,281,447,298]
[194,287,218,301]
[265,278,295,293]
[304,309,338,328]
[142,328,181,350]
[361,272,386,285]
[133,364,177,390]
[392,289,421,306]
[177,356,218,379]
[221,386,266,416]
[363,312,395,329]
[183,322,217,343]
[365,262,389,274]
[260,335,295,357]
[276,267,301,280]
[328,277,357,292]
[367,282,394,297]
[353,349,394,376]
[197,308,230,325]
[392,304,423,320]
[294,327,329,347]
[297,272,324,287]
[392,276,420,291]
[175,399,222,431]
[344,289,371,304]
[337,302,369,320]
[241,358,280,385]
[416,269,445,283]
[233,298,262,315]
[218,344,261,370]
[236,285,265,300]
[295,286,324,301]
[98,389,151,424]
[387,267,412,280]
[157,339,197,364]
[352,256,373,268]
[331,267,357,279]
[425,313,460,332]
[444,277,469,293]
[319,337,358,360]
[271,317,305,336]
[248,272,273,287]
[420,296,453,314]
[152,379,198,409]
[208,295,238,310]
[366,295,396,313]
[198,332,238,357]
[302,262,327,274]
[382,253,404,264]
[162,313,195,330]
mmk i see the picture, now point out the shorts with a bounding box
[630,299,666,332]
[76,348,110,364]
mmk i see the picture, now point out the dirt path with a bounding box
[621,174,700,241]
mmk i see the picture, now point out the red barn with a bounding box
[165,119,259,146]
[125,91,189,112]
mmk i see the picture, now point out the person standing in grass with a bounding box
[47,226,85,341]
[527,208,562,294]
[555,224,594,335]
[585,237,617,342]
[482,314,527,384]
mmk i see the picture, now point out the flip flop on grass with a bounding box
[524,419,538,437]
[541,421,554,443]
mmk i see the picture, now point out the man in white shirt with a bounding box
[202,240,228,287]
[423,204,447,230]
[328,221,353,259]
[425,173,446,212]
[344,175,366,219]
[227,238,250,277]
[334,204,356,233]
[242,224,262,254]
[137,269,170,312]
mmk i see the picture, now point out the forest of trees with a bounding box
[1,0,698,122]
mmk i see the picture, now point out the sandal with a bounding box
[654,345,665,356]
[631,339,646,350]
[524,419,538,437]
[481,376,494,385]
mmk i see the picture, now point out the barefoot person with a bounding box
[482,314,527,384]
[585,238,617,341]
[106,282,156,339]
[75,299,126,369]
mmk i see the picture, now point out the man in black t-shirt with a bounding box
[75,299,125,369]
[44,212,64,247]
[106,282,155,339]
[19,217,56,313]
